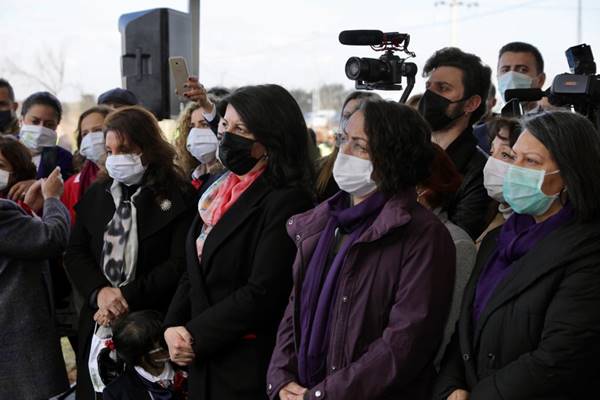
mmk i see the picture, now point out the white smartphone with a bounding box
[169,56,190,99]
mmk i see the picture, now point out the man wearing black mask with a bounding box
[0,79,19,136]
[418,47,493,239]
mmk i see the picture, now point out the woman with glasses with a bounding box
[267,100,456,400]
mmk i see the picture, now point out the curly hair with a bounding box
[174,102,202,175]
[361,100,434,196]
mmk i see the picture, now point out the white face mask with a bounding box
[19,124,58,151]
[333,152,377,197]
[483,156,511,202]
[79,131,106,164]
[0,169,10,191]
[186,128,218,164]
[105,153,146,186]
[497,71,534,102]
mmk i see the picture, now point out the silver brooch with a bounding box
[160,199,172,212]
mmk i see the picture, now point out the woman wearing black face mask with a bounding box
[164,84,314,400]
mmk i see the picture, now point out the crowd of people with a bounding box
[1,40,600,400]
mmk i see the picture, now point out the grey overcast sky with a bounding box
[1,0,599,102]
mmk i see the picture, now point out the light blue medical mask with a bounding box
[498,71,534,102]
[503,164,561,216]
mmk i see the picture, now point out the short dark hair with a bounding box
[487,117,522,147]
[499,42,545,74]
[423,47,492,125]
[223,84,315,191]
[207,86,231,103]
[21,91,62,123]
[0,136,36,193]
[361,100,434,196]
[523,110,600,222]
[0,79,15,102]
[112,310,165,366]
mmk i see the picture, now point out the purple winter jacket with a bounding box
[267,190,456,400]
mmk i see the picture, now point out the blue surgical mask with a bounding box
[498,71,534,102]
[502,164,561,216]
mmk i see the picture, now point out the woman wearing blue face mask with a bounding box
[435,110,600,400]
[64,106,196,400]
[268,100,455,400]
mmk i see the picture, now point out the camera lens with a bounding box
[345,57,389,82]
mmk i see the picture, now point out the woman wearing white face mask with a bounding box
[268,100,456,400]
[9,91,74,201]
[61,105,112,225]
[435,111,600,400]
[477,117,523,246]
[64,106,196,400]
[174,102,223,196]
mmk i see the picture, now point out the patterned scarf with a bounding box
[195,167,265,260]
[102,181,141,287]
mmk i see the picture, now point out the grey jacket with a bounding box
[0,198,70,399]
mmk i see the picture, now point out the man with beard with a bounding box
[418,47,493,239]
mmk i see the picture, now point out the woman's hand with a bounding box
[93,308,116,327]
[23,179,44,212]
[97,287,129,318]
[447,389,470,400]
[165,326,196,366]
[8,179,36,201]
[279,381,307,400]
[41,167,64,199]
[182,77,215,113]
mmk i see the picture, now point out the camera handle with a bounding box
[399,62,417,104]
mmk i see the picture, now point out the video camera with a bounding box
[502,44,600,128]
[339,30,418,103]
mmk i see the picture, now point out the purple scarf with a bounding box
[298,191,386,388]
[473,203,574,321]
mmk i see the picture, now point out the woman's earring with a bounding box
[559,187,568,206]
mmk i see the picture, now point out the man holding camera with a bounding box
[418,47,493,240]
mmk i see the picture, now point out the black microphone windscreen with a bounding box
[339,30,383,46]
[504,88,544,102]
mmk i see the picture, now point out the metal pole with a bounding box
[189,0,200,77]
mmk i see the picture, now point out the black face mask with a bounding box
[418,89,466,132]
[218,131,260,175]
[0,110,13,132]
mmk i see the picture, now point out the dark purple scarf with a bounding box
[473,203,574,321]
[298,190,386,388]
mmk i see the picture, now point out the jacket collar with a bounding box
[472,219,600,347]
[288,189,417,245]
[445,126,477,174]
[199,174,272,272]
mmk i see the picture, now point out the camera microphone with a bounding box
[339,30,384,46]
[504,88,545,102]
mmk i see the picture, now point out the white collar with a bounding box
[134,362,175,383]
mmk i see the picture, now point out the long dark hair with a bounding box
[362,100,434,197]
[103,106,192,201]
[0,136,36,195]
[223,84,314,192]
[523,110,600,222]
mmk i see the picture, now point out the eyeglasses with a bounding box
[334,131,369,155]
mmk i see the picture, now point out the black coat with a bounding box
[164,174,314,400]
[64,179,195,400]
[444,127,493,240]
[434,220,600,400]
